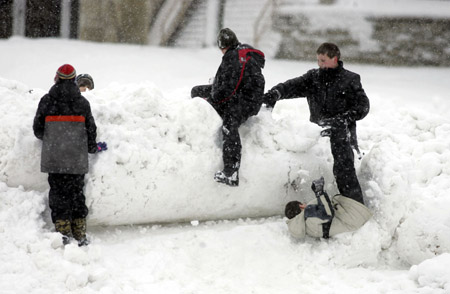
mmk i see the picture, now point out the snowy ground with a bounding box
[1,38,450,293]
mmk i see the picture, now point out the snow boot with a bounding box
[214,170,239,186]
[72,218,89,247]
[55,219,72,245]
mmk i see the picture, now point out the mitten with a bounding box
[97,142,108,152]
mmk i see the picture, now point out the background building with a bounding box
[1,0,450,65]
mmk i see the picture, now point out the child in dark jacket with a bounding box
[33,64,106,246]
[263,43,369,204]
[191,28,265,186]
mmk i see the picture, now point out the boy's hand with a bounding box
[262,89,280,109]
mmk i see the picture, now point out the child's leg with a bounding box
[69,174,89,246]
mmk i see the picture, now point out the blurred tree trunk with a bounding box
[25,0,61,37]
[0,0,13,38]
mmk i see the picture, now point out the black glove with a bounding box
[263,89,281,109]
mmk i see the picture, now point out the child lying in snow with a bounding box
[285,177,372,239]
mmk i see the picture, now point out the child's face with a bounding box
[79,86,88,92]
[317,54,338,69]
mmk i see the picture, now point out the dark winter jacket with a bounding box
[210,43,265,117]
[33,80,97,174]
[287,195,372,239]
[268,61,369,124]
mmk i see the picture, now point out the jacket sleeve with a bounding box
[210,53,240,105]
[84,102,98,154]
[330,195,372,236]
[33,97,48,140]
[272,70,314,100]
[348,74,370,121]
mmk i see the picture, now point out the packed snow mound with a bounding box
[409,253,450,292]
[0,77,332,225]
[1,76,450,267]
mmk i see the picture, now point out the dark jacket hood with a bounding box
[223,43,265,69]
[239,43,265,69]
[49,80,81,102]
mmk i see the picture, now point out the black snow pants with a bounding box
[191,84,253,174]
[329,126,364,204]
[48,173,89,223]
[221,110,249,174]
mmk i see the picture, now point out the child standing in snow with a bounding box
[263,43,369,204]
[33,64,106,246]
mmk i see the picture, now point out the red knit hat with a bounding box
[56,64,76,80]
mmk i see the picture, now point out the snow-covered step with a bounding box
[148,0,195,46]
[173,0,281,56]
[222,0,281,56]
[174,0,219,47]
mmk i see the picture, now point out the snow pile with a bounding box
[279,0,450,57]
[283,0,450,18]
[360,104,450,265]
[410,253,450,292]
[0,77,333,226]
[2,70,450,266]
[1,38,450,292]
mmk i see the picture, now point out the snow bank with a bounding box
[0,77,333,226]
[1,38,450,292]
[2,71,450,268]
[409,253,450,292]
[359,101,450,267]
[0,181,106,293]
[282,0,450,18]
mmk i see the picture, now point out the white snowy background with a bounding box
[1,36,450,293]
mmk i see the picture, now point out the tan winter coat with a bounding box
[286,195,372,239]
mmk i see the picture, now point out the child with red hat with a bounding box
[33,64,107,246]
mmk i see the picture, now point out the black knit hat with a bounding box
[285,201,302,219]
[217,28,239,49]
